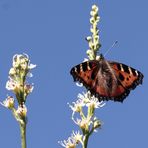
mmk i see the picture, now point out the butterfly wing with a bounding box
[109,61,143,92]
[70,59,143,102]
[70,60,99,90]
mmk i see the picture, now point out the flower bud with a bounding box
[93,120,101,129]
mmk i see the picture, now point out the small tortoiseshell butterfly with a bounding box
[70,54,143,102]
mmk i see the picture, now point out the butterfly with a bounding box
[70,54,144,102]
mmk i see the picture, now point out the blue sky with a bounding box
[0,0,147,148]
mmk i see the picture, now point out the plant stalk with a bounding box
[20,122,27,148]
[83,134,89,148]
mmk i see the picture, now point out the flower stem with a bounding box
[20,122,27,148]
[83,134,90,148]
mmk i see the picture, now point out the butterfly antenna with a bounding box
[104,40,118,57]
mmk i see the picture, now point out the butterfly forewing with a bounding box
[70,61,98,89]
[109,62,143,90]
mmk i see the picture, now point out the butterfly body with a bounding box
[70,54,143,102]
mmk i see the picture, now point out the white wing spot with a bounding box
[135,70,138,76]
[80,64,83,72]
[128,67,132,75]
[87,62,91,70]
[120,64,124,71]
[74,67,77,73]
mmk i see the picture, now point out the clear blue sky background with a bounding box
[0,0,147,148]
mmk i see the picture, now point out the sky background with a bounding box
[0,0,147,148]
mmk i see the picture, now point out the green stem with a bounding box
[20,122,27,148]
[83,134,89,148]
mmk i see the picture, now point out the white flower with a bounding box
[77,91,91,103]
[71,131,82,144]
[12,54,19,68]
[9,68,16,76]
[16,104,27,117]
[77,91,105,108]
[73,117,91,129]
[58,131,82,148]
[13,54,29,69]
[0,96,14,109]
[24,84,34,95]
[59,138,76,148]
[12,54,36,72]
[69,96,85,113]
[80,117,92,129]
[6,78,19,91]
[86,96,105,109]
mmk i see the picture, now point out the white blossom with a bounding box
[6,78,19,91]
[86,96,105,109]
[0,96,14,109]
[59,131,82,148]
[16,104,27,117]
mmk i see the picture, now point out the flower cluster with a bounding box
[60,92,105,148]
[1,53,36,123]
[86,5,101,60]
[5,54,36,105]
[70,91,104,132]
[59,131,83,148]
